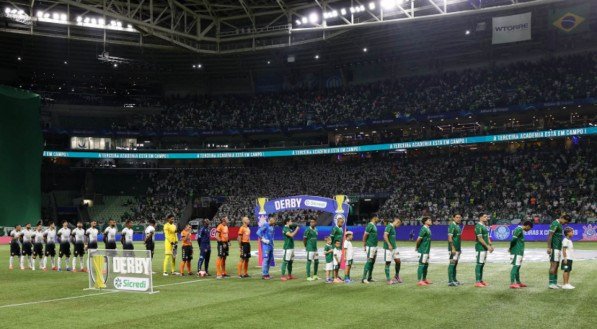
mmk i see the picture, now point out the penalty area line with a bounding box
[0,290,119,309]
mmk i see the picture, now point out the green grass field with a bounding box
[1,241,596,329]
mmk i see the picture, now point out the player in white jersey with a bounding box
[71,221,86,272]
[21,223,34,270]
[145,219,156,259]
[8,225,22,270]
[103,219,117,250]
[343,231,354,283]
[85,220,99,250]
[43,221,57,271]
[57,220,72,271]
[121,220,134,255]
[32,223,45,271]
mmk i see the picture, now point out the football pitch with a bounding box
[2,241,596,329]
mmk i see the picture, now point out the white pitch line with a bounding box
[0,291,119,309]
[154,278,214,288]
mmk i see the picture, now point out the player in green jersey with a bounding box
[280,218,300,281]
[361,217,379,284]
[303,219,320,281]
[474,213,494,287]
[331,216,344,246]
[415,217,432,286]
[383,218,402,285]
[448,214,462,286]
[323,236,334,283]
[509,221,533,289]
[547,214,571,289]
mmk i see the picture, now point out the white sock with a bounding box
[32,258,36,270]
[79,257,84,270]
[9,256,13,267]
[42,256,47,268]
[28,256,33,268]
[58,258,62,270]
[20,256,24,268]
[51,257,56,267]
[72,258,76,269]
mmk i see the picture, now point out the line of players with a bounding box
[8,212,576,289]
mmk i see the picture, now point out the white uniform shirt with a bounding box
[333,248,342,266]
[343,240,354,261]
[45,228,56,244]
[144,226,155,242]
[72,228,85,243]
[562,238,574,260]
[85,227,99,243]
[34,230,44,244]
[57,227,71,244]
[122,228,134,244]
[9,230,21,243]
[104,227,116,242]
[22,228,34,243]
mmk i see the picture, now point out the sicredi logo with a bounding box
[112,257,152,275]
[113,277,149,291]
[305,199,327,209]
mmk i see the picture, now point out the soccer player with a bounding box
[237,216,251,278]
[331,216,344,248]
[509,220,533,289]
[57,220,72,271]
[103,219,117,251]
[323,236,334,284]
[561,227,575,290]
[257,216,275,280]
[32,223,44,271]
[8,225,22,270]
[303,219,319,281]
[415,217,432,286]
[43,221,57,271]
[343,231,354,283]
[196,219,211,276]
[215,216,230,279]
[362,217,379,284]
[281,218,300,281]
[21,223,34,270]
[145,219,156,259]
[474,213,493,287]
[180,224,193,276]
[85,220,99,250]
[121,220,134,251]
[71,221,86,272]
[448,214,463,286]
[383,218,402,285]
[547,214,570,289]
[163,214,179,276]
[333,240,343,283]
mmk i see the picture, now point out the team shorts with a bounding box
[10,242,21,256]
[550,249,562,262]
[419,253,430,264]
[325,262,334,271]
[365,246,378,260]
[33,243,44,257]
[510,254,523,266]
[45,243,56,257]
[74,242,85,257]
[217,242,229,257]
[59,243,71,257]
[476,251,487,264]
[123,243,134,250]
[182,245,193,261]
[449,251,461,261]
[87,241,98,250]
[105,241,117,250]
[22,242,33,256]
[346,259,353,266]
[560,259,573,272]
[383,248,399,262]
[283,249,295,262]
[145,241,155,257]
[240,242,251,259]
[306,251,319,261]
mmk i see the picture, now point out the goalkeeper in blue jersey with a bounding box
[257,217,276,280]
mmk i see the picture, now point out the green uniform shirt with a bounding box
[448,222,462,251]
[475,223,490,252]
[549,220,563,250]
[510,226,525,256]
[324,244,333,263]
[282,226,294,249]
[331,225,343,245]
[304,227,318,252]
[417,226,431,254]
[383,224,397,249]
[365,222,378,247]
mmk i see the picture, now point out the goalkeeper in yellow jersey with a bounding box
[163,214,179,276]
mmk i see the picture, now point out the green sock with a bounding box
[475,264,482,282]
[314,260,319,275]
[510,266,517,284]
[281,261,287,276]
[423,264,428,280]
[417,263,424,281]
[288,261,293,275]
[362,262,370,281]
[454,264,458,282]
[384,264,390,280]
[516,266,521,283]
[368,261,375,280]
[479,264,484,281]
[448,264,455,283]
[306,260,311,277]
[395,262,401,278]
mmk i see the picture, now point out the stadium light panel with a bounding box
[43,13,50,18]
[90,18,97,25]
[308,12,319,24]
[4,7,9,15]
[76,16,82,22]
[17,56,21,61]
[52,12,59,20]
[381,0,396,10]
[64,60,68,65]
[350,7,355,13]
[37,11,43,18]
[465,30,471,35]
[60,13,67,21]
[11,8,17,14]
[314,54,319,59]
[295,19,301,25]
[369,2,376,10]
[340,8,347,15]
[363,47,368,52]
[98,18,105,25]
[18,10,24,15]
[84,17,90,23]
[301,17,307,24]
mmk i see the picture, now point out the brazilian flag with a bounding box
[549,3,590,33]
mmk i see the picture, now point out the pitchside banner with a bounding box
[490,224,597,242]
[87,249,156,293]
[492,12,532,44]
